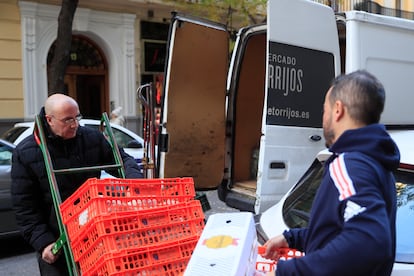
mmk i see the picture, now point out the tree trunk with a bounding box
[47,0,79,95]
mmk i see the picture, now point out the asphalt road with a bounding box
[203,189,240,218]
[0,236,38,276]
[0,189,238,275]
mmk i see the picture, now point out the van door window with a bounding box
[267,42,334,128]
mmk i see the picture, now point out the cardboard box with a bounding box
[184,212,257,276]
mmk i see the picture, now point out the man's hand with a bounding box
[41,242,60,264]
[261,234,289,261]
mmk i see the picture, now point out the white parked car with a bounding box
[0,120,146,237]
[255,130,414,275]
[1,119,144,166]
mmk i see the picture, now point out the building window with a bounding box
[144,42,166,73]
[47,36,105,70]
[141,21,169,40]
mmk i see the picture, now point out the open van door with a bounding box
[254,0,340,212]
[158,14,228,189]
[252,0,340,213]
[158,0,340,214]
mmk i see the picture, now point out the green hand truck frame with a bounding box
[33,112,126,276]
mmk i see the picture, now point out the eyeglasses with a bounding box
[51,114,83,125]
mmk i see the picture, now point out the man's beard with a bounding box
[323,118,334,148]
[324,131,334,148]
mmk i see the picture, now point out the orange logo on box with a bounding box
[203,235,239,249]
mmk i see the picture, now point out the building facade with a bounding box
[0,0,412,134]
[0,0,175,134]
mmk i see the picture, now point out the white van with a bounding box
[156,0,414,214]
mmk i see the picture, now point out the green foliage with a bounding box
[169,0,267,30]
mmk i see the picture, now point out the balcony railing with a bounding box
[312,0,414,20]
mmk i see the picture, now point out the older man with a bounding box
[11,93,142,275]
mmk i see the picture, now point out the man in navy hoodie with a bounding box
[261,70,400,275]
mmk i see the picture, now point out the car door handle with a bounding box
[270,162,286,169]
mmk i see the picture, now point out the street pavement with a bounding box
[201,189,240,219]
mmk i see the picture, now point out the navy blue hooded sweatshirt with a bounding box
[277,124,400,276]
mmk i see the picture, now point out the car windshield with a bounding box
[83,124,135,149]
[0,126,29,144]
[282,160,414,264]
[395,169,414,263]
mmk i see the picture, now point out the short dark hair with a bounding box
[329,70,385,125]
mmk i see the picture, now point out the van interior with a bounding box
[229,32,266,199]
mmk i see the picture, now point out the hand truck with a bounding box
[33,112,126,275]
[137,83,157,179]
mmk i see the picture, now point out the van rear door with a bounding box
[255,0,340,213]
[158,14,228,189]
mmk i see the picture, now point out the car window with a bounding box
[111,128,135,148]
[83,124,135,148]
[395,169,414,263]
[1,126,29,144]
[0,143,13,165]
[282,160,414,264]
[282,159,324,228]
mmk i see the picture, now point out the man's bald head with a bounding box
[44,93,80,139]
[44,93,79,116]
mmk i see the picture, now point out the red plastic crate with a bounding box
[256,246,305,272]
[60,177,196,241]
[71,201,205,264]
[83,237,198,276]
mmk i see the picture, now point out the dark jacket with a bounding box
[278,124,400,276]
[11,109,142,253]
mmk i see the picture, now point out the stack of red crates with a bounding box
[60,177,205,275]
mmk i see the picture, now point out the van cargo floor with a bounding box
[232,180,256,197]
